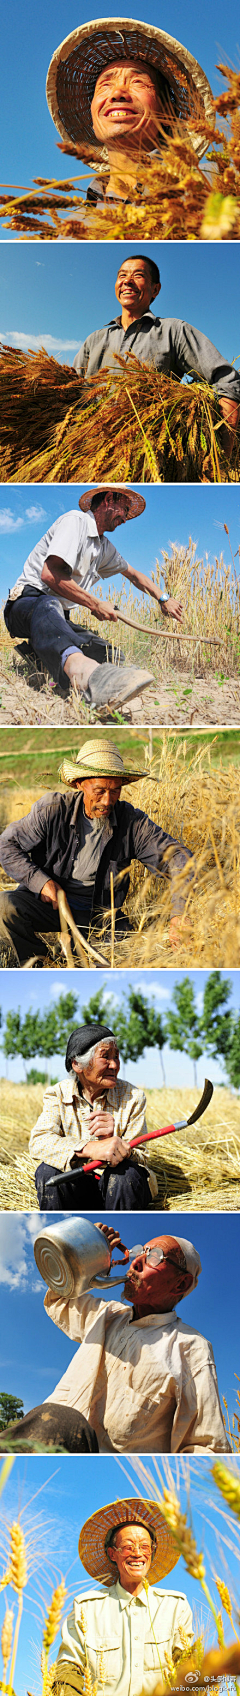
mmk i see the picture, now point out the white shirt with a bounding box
[56,1579,193,1696]
[44,1290,230,1454]
[9,509,129,613]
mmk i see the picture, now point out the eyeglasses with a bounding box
[128,1244,186,1270]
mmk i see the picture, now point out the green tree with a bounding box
[200,972,233,1069]
[222,1016,240,1090]
[81,988,114,1028]
[2,993,79,1079]
[165,976,203,1086]
[0,1392,24,1428]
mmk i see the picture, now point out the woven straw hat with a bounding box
[59,736,149,786]
[79,486,146,521]
[46,17,214,161]
[79,1496,179,1585]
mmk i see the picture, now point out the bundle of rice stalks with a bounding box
[0,347,239,484]
[1,64,240,240]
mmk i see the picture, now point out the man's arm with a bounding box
[41,556,118,623]
[0,795,55,895]
[122,561,182,622]
[171,1341,231,1454]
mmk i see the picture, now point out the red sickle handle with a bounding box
[82,1122,177,1173]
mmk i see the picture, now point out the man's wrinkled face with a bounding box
[94,492,130,532]
[124,1235,192,1311]
[91,58,165,144]
[78,777,122,818]
[108,1523,152,1590]
[115,258,160,317]
[73,1039,120,1092]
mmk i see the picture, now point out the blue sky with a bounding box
[1,1450,240,1696]
[0,967,239,1089]
[0,241,240,371]
[1,0,240,216]
[0,1210,239,1425]
[0,482,240,606]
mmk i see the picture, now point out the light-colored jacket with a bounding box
[44,1288,230,1455]
[29,1074,158,1197]
[54,1580,193,1696]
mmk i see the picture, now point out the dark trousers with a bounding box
[35,1157,151,1211]
[0,1401,99,1453]
[4,589,124,690]
[0,886,132,965]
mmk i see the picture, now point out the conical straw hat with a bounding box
[59,736,152,785]
[79,1496,180,1585]
[79,487,146,521]
[46,17,214,161]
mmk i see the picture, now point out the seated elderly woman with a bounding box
[30,1021,158,1211]
[46,17,214,207]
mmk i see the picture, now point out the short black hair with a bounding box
[117,254,160,289]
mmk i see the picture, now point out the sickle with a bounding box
[45,1078,213,1189]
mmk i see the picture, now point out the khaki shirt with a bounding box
[29,1074,158,1198]
[45,1290,230,1454]
[54,1580,193,1696]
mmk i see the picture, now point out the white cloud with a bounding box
[25,505,46,521]
[49,982,66,999]
[0,330,78,353]
[134,979,171,1002]
[0,508,23,532]
[0,1217,29,1287]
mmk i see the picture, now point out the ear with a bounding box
[150,281,161,303]
[108,1544,118,1566]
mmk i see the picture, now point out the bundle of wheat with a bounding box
[0,347,239,484]
[0,64,240,240]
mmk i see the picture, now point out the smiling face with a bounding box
[77,777,122,818]
[115,257,160,318]
[91,57,167,145]
[108,1523,153,1593]
[124,1235,193,1315]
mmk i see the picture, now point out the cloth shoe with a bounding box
[84,662,153,708]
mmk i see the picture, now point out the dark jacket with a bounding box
[0,790,192,916]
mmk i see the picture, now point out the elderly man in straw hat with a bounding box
[4,485,182,710]
[44,1224,229,1453]
[0,736,192,968]
[52,1493,194,1696]
[46,17,215,209]
[29,1019,158,1212]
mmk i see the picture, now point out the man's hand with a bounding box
[169,915,192,949]
[40,879,60,907]
[161,597,183,622]
[95,1223,128,1255]
[219,397,239,459]
[82,1134,128,1166]
[88,596,118,623]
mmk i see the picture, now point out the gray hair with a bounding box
[72,1036,118,1073]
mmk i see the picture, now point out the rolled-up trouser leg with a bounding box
[98,1157,151,1210]
[0,1402,99,1452]
[4,592,124,689]
[0,886,61,964]
[35,1161,102,1210]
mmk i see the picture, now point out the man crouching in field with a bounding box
[0,736,192,967]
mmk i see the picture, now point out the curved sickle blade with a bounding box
[186,1077,213,1125]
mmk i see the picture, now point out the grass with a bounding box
[1,535,240,730]
[0,62,240,241]
[1,1078,240,1213]
[0,348,239,484]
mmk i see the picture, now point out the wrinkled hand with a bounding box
[88,1111,115,1138]
[40,879,60,907]
[83,1134,128,1166]
[95,1222,128,1256]
[162,597,183,622]
[219,397,239,460]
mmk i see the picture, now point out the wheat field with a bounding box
[0,1079,240,1213]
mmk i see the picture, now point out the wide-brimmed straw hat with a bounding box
[79,486,146,521]
[78,1496,179,1585]
[59,736,150,786]
[46,17,214,161]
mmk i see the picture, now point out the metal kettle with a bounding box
[34,1215,129,1301]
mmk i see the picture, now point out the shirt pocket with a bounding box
[144,1638,168,1674]
[86,1640,122,1687]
